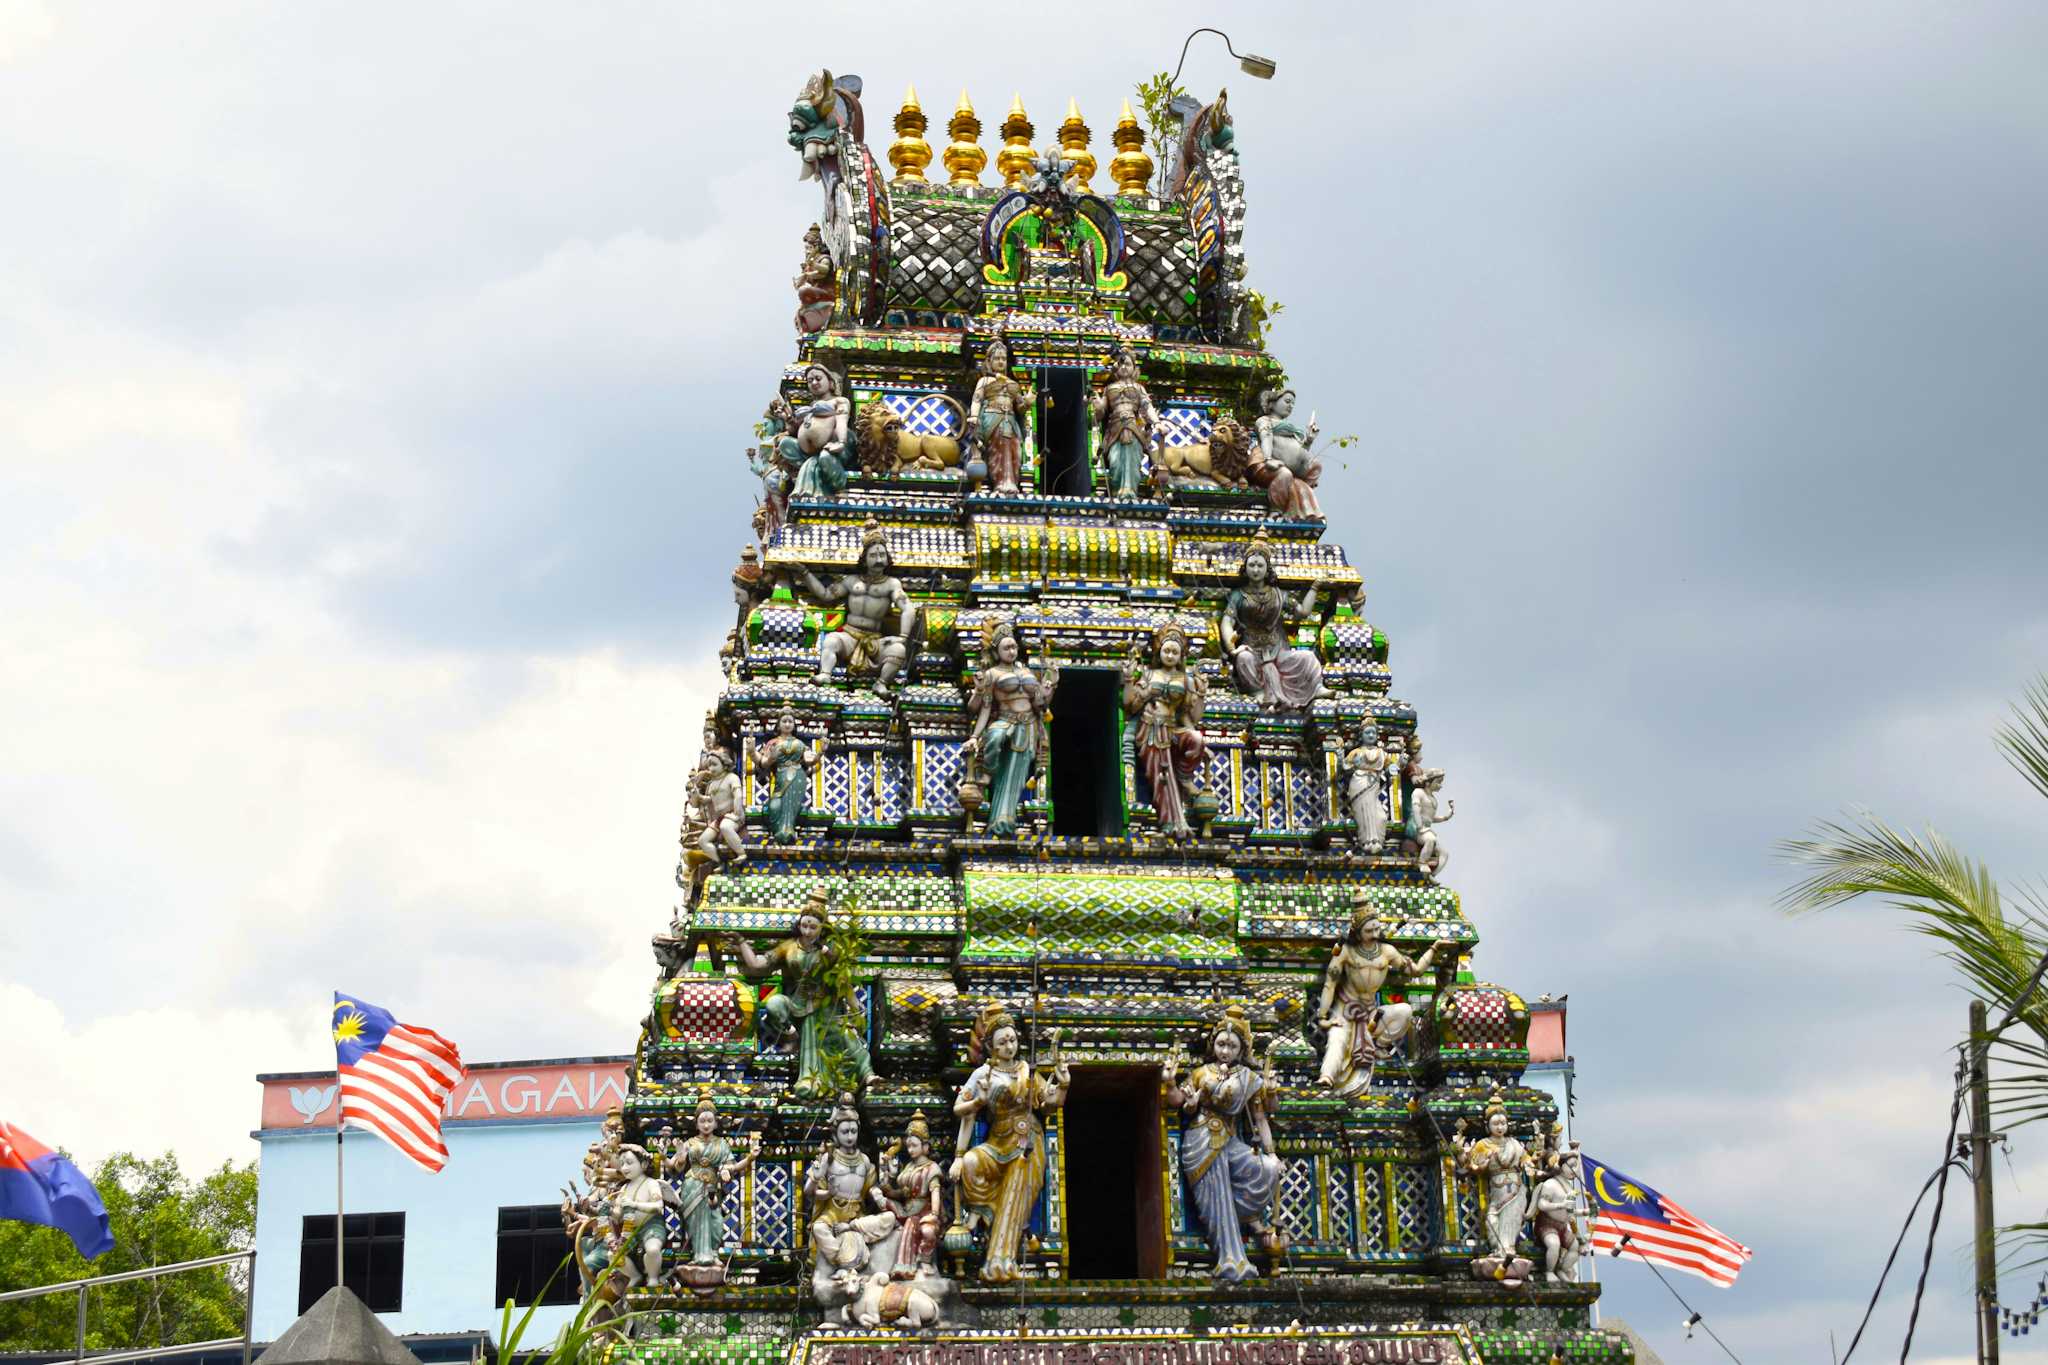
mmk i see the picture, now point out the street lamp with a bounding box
[1169,28,1277,89]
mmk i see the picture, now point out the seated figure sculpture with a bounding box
[791,519,915,699]
[803,1096,899,1297]
[787,364,851,500]
[1221,532,1331,709]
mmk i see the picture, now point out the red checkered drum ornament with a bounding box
[654,975,758,1043]
[1433,982,1528,1051]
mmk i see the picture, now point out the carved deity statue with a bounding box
[879,1111,947,1280]
[610,1143,679,1290]
[1091,344,1159,500]
[793,223,837,333]
[1122,621,1209,840]
[672,1093,758,1284]
[686,747,745,868]
[1223,534,1330,709]
[1406,767,1455,877]
[1164,1007,1282,1283]
[788,364,851,500]
[1531,1141,1585,1284]
[749,398,798,537]
[1314,892,1455,1100]
[966,338,1032,497]
[1248,387,1325,521]
[753,708,826,844]
[804,1096,899,1287]
[792,519,915,699]
[965,618,1057,838]
[1339,722,1389,852]
[1456,1096,1533,1277]
[948,1007,1068,1282]
[727,889,873,1100]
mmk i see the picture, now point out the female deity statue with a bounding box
[1163,1006,1283,1284]
[1122,621,1209,839]
[947,1006,1069,1282]
[672,1093,759,1283]
[1339,722,1389,851]
[966,338,1032,497]
[610,1143,675,1290]
[727,888,873,1099]
[1455,1096,1533,1272]
[1091,344,1159,500]
[1221,533,1330,709]
[879,1110,946,1280]
[965,619,1057,838]
[788,364,851,500]
[1249,388,1324,521]
[793,223,838,333]
[753,708,827,844]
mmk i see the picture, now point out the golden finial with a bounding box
[889,84,932,183]
[1109,98,1153,199]
[996,93,1035,187]
[942,89,986,187]
[1057,97,1095,189]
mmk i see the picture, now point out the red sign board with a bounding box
[260,1060,629,1130]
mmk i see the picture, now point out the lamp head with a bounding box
[1238,52,1278,80]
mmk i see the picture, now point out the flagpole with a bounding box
[335,1126,344,1292]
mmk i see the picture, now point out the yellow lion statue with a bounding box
[1153,413,1253,488]
[856,399,963,474]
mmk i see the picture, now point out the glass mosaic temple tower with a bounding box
[566,71,1631,1365]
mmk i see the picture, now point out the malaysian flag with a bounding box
[1583,1154,1752,1288]
[331,992,466,1173]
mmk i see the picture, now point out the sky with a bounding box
[2,3,2046,1361]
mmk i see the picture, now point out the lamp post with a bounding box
[1169,27,1277,88]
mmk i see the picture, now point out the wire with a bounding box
[1897,1056,1968,1363]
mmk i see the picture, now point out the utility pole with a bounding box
[1971,998,1999,1365]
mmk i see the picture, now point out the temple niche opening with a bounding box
[576,66,1624,1365]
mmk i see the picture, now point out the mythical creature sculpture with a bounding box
[1222,533,1330,709]
[878,1111,947,1280]
[1247,387,1324,520]
[966,337,1032,496]
[788,364,851,500]
[727,888,873,1100]
[1456,1094,1534,1282]
[1092,344,1159,500]
[1339,722,1390,851]
[1122,621,1209,839]
[804,1095,898,1291]
[672,1093,759,1285]
[1314,892,1455,1100]
[788,70,863,265]
[1406,767,1455,877]
[793,223,837,333]
[948,1006,1068,1282]
[753,708,826,844]
[965,618,1057,838]
[1531,1140,1585,1284]
[791,519,915,699]
[1163,1006,1282,1284]
[1153,412,1252,489]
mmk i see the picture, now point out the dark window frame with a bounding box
[495,1204,578,1307]
[298,1211,405,1313]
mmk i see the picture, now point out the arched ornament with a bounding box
[977,191,1129,290]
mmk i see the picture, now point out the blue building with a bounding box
[250,1056,629,1344]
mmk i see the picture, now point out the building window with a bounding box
[496,1205,578,1306]
[298,1212,405,1314]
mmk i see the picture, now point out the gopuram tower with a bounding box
[561,70,1630,1365]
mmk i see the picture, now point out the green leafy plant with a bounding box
[812,883,873,1098]
[495,1247,648,1365]
[1132,71,1188,200]
[1243,290,1285,349]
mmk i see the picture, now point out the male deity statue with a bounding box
[804,1095,900,1295]
[1406,767,1455,877]
[1091,344,1159,500]
[1313,891,1455,1099]
[791,518,916,699]
[686,747,745,870]
[1530,1140,1586,1283]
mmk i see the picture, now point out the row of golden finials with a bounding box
[888,88,1158,197]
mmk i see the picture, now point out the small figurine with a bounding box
[728,545,770,667]
[1406,767,1455,877]
[1530,1139,1585,1284]
[1313,892,1455,1100]
[965,618,1057,838]
[838,1270,941,1329]
[1163,1006,1282,1284]
[753,708,827,844]
[1122,621,1209,840]
[948,1006,1068,1282]
[879,1110,947,1280]
[791,519,916,699]
[804,1095,899,1285]
[1456,1094,1534,1282]
[793,223,838,333]
[1091,344,1160,500]
[687,748,746,869]
[610,1143,677,1290]
[727,888,873,1099]
[749,397,799,537]
[1247,388,1324,521]
[1221,533,1330,709]
[966,337,1032,496]
[673,1092,759,1285]
[789,364,851,500]
[559,1177,617,1302]
[1338,722,1389,851]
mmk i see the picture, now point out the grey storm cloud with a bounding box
[5,4,2047,1361]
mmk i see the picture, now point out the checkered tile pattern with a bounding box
[1121,216,1198,324]
[1360,1165,1387,1251]
[1443,987,1515,1048]
[1328,1159,1355,1248]
[1277,1156,1317,1240]
[658,977,752,1043]
[752,1161,793,1250]
[1394,1164,1436,1246]
[1158,406,1213,448]
[920,740,965,814]
[885,196,983,315]
[880,391,964,439]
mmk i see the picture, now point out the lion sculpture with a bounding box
[1153,412,1252,489]
[856,399,963,474]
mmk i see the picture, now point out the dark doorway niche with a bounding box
[1037,368,1092,498]
[1061,1067,1166,1280]
[1049,668,1124,838]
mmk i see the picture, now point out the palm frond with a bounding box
[1997,674,2048,806]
